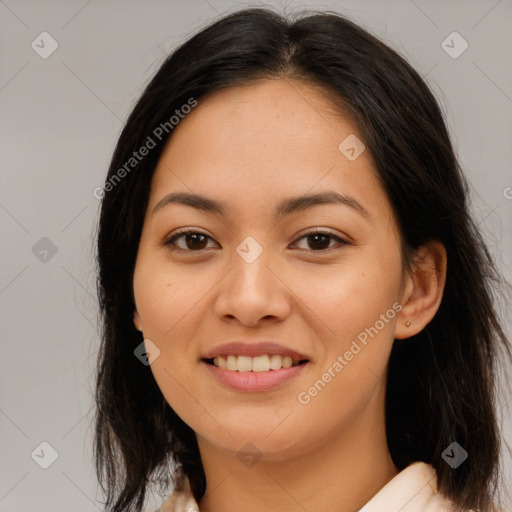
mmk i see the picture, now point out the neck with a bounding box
[197,387,399,512]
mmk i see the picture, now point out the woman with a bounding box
[93,7,512,512]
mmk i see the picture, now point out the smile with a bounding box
[205,354,308,372]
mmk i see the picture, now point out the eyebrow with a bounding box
[152,190,371,221]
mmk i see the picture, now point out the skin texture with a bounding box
[132,79,447,512]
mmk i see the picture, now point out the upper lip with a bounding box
[202,341,310,361]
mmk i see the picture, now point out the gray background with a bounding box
[1,0,511,510]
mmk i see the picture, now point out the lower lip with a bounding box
[202,360,309,392]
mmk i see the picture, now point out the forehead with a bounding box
[148,79,392,224]
[160,79,357,168]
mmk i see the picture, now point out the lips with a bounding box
[201,342,311,391]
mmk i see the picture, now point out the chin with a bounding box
[198,423,303,458]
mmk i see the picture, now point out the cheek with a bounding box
[133,255,207,341]
[133,262,207,426]
[287,251,402,419]
[132,255,214,400]
[287,250,402,342]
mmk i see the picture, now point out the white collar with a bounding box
[158,461,460,512]
[358,461,457,511]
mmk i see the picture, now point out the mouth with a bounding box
[203,355,310,372]
[201,341,311,390]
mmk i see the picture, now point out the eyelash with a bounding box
[163,228,353,253]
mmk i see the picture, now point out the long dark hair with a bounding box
[93,7,512,512]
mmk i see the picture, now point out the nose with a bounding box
[213,242,291,327]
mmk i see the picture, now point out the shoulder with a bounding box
[359,461,466,512]
[157,464,498,512]
[156,476,199,512]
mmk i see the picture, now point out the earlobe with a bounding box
[394,240,447,340]
[133,309,142,332]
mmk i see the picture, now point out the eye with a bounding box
[163,228,352,252]
[291,230,352,252]
[164,228,217,251]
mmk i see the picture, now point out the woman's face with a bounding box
[133,79,407,459]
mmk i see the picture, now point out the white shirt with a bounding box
[156,461,473,511]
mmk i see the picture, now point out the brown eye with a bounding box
[164,230,216,251]
[292,231,352,252]
[164,229,352,253]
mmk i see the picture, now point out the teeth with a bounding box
[253,355,270,372]
[211,354,303,371]
[213,356,227,369]
[237,355,253,372]
[269,354,282,370]
[226,355,237,371]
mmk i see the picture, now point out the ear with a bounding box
[394,240,447,340]
[133,308,142,332]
